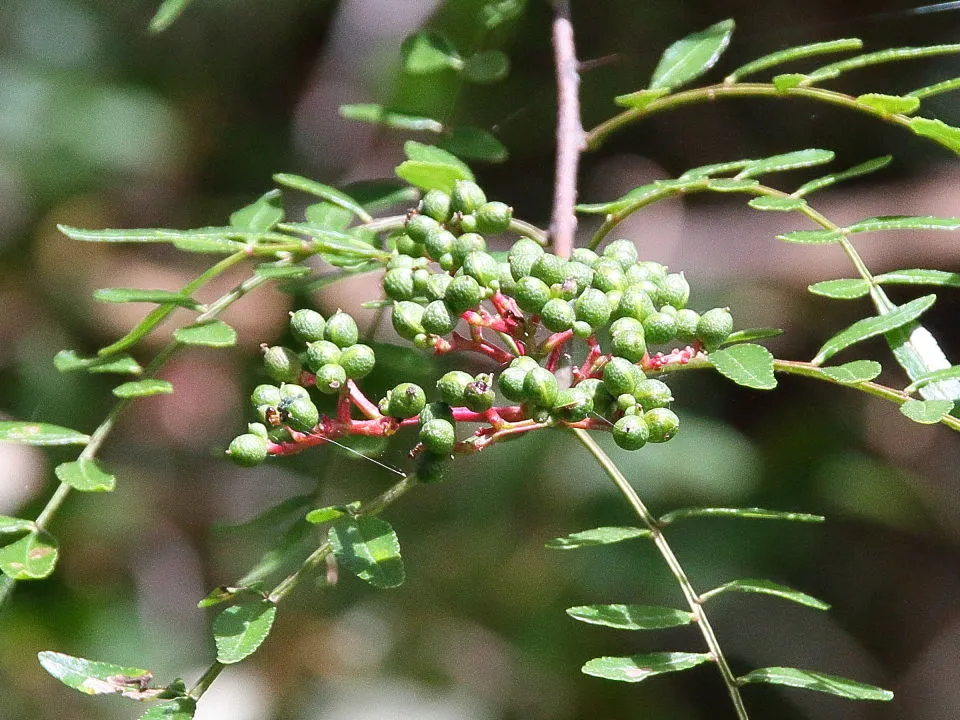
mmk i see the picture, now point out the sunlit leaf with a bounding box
[170,236,246,254]
[844,215,960,234]
[876,268,960,288]
[197,585,262,609]
[908,117,960,154]
[701,578,830,610]
[681,159,755,178]
[720,328,783,345]
[705,178,760,191]
[807,44,960,83]
[38,651,156,697]
[329,516,405,589]
[708,344,777,390]
[0,516,36,534]
[813,295,937,365]
[54,351,143,375]
[821,360,883,385]
[305,502,359,525]
[340,104,444,133]
[213,600,277,664]
[649,19,735,90]
[906,76,960,100]
[793,155,892,197]
[772,73,808,90]
[900,398,955,424]
[545,526,650,550]
[57,225,249,251]
[0,532,59,580]
[856,93,920,116]
[347,180,421,212]
[273,174,372,222]
[0,422,89,446]
[659,507,824,525]
[55,460,116,492]
[396,161,470,193]
[138,699,197,720]
[480,0,526,29]
[905,365,960,393]
[401,31,461,74]
[463,50,510,83]
[778,229,841,244]
[93,288,201,309]
[174,320,237,348]
[613,88,670,109]
[583,652,711,683]
[230,190,284,232]
[737,149,835,179]
[149,0,194,33]
[807,279,871,299]
[112,379,174,399]
[403,141,474,180]
[747,196,807,211]
[566,604,694,630]
[437,126,508,162]
[727,39,863,82]
[739,666,893,701]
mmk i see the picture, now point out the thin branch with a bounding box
[549,0,586,258]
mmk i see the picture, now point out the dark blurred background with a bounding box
[1,1,959,719]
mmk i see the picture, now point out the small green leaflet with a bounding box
[721,328,783,345]
[328,516,405,589]
[700,578,830,610]
[807,279,870,299]
[708,343,777,390]
[213,600,278,664]
[659,507,824,525]
[792,155,892,198]
[843,215,960,234]
[772,73,808,90]
[909,117,960,153]
[403,141,474,181]
[174,320,237,348]
[806,43,960,83]
[57,225,253,249]
[149,0,193,33]
[55,459,116,492]
[900,399,955,424]
[583,652,712,683]
[736,149,835,179]
[747,196,807,212]
[38,651,160,698]
[726,38,863,82]
[93,288,201,309]
[340,104,444,133]
[778,228,842,244]
[480,0,525,29]
[255,263,311,279]
[54,350,142,375]
[545,526,650,550]
[0,421,89,446]
[907,76,960,100]
[813,294,936,365]
[705,178,759,192]
[0,532,59,580]
[875,268,960,288]
[305,502,359,525]
[566,604,694,630]
[613,88,669,109]
[462,51,510,84]
[821,360,882,385]
[396,161,469,194]
[304,202,353,231]
[112,380,175,399]
[649,19,735,90]
[273,173,371,222]
[739,666,893,701]
[230,190,284,232]
[437,126,508,162]
[400,31,461,74]
[0,516,36,534]
[680,158,755,179]
[138,698,197,720]
[905,365,960,393]
[856,93,920,116]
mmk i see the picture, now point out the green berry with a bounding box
[540,298,576,332]
[385,382,426,419]
[305,340,342,372]
[387,253,416,270]
[420,419,456,455]
[412,268,431,295]
[612,415,649,451]
[497,262,516,296]
[279,383,310,401]
[509,241,543,280]
[383,268,416,301]
[474,201,512,234]
[450,180,487,214]
[395,233,422,258]
[602,239,638,269]
[551,388,593,423]
[697,307,734,350]
[425,273,452,301]
[462,251,500,288]
[250,384,282,408]
[421,299,457,335]
[263,346,302,384]
[324,311,359,348]
[419,401,454,426]
[424,228,456,260]
[675,309,700,343]
[405,213,440,244]
[315,363,347,394]
[339,344,376,379]
[609,316,643,337]
[643,311,678,345]
[564,261,595,296]
[289,309,326,343]
[458,213,478,234]
[523,367,559,408]
[462,376,495,412]
[611,328,646,363]
[617,393,637,411]
[514,276,551,314]
[228,433,269,467]
[591,259,627,292]
[574,288,611,329]
[636,261,667,283]
[437,370,474,406]
[247,422,268,439]
[416,451,450,483]
[603,357,639,397]
[659,304,678,318]
[438,252,456,271]
[660,272,690,309]
[530,254,568,287]
[572,320,593,339]
[644,407,680,443]
[510,355,540,372]
[420,189,453,222]
[444,274,484,313]
[451,233,487,266]
[282,396,320,432]
[634,378,673,410]
[615,286,656,322]
[575,378,614,416]
[497,366,529,402]
[392,301,425,340]
[571,248,599,267]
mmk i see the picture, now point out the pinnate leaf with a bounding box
[93,288,200,309]
[844,215,960,234]
[329,516,405,589]
[899,399,955,424]
[112,380,175,399]
[213,600,277,664]
[396,161,469,194]
[583,652,711,683]
[437,126,508,162]
[305,502,358,525]
[807,279,870,299]
[149,0,193,33]
[230,190,284,232]
[340,104,444,133]
[701,578,829,610]
[545,526,650,550]
[273,174,371,222]
[255,263,310,280]
[721,328,783,345]
[614,88,669,109]
[739,666,893,701]
[55,459,116,492]
[139,699,197,720]
[566,604,694,630]
[793,155,892,197]
[403,141,474,180]
[401,32,461,73]
[462,51,510,83]
[747,196,807,212]
[55,351,143,375]
[705,177,760,191]
[855,93,920,116]
[727,38,863,82]
[821,360,882,385]
[737,149,835,179]
[38,651,156,697]
[708,343,777,390]
[174,320,237,348]
[778,229,841,244]
[813,294,936,365]
[0,531,59,579]
[807,44,960,83]
[909,117,960,153]
[480,0,525,29]
[907,76,960,100]
[0,516,36,534]
[0,421,89,446]
[905,365,960,393]
[659,507,824,525]
[649,19,735,90]
[875,268,960,288]
[773,73,808,90]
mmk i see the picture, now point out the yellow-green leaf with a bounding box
[55,460,116,492]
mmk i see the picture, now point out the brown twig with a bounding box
[549,0,585,259]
